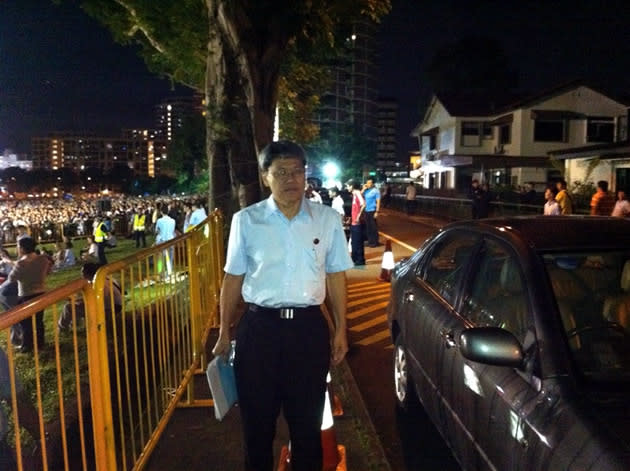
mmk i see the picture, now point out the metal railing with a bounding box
[0,211,224,470]
[387,193,588,221]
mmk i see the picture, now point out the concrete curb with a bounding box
[334,359,393,471]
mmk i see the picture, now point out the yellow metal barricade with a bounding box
[0,210,225,470]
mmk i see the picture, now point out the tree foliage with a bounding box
[79,0,391,217]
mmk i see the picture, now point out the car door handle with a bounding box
[403,290,414,302]
[440,329,457,349]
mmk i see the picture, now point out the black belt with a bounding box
[249,304,320,320]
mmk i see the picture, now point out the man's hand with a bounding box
[331,329,348,365]
[212,331,232,359]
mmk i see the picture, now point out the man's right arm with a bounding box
[212,273,245,357]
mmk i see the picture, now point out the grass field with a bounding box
[1,234,156,445]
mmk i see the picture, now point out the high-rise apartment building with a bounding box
[155,95,204,141]
[314,19,379,151]
[31,130,167,177]
[376,99,403,177]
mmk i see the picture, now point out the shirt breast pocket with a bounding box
[303,242,326,273]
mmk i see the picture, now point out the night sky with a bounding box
[2,0,630,157]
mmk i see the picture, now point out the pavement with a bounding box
[145,208,449,471]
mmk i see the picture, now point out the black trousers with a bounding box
[11,293,45,352]
[234,306,330,471]
[364,211,379,246]
[134,230,146,248]
[350,224,365,265]
[96,242,107,265]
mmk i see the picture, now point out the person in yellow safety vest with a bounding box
[92,216,109,265]
[133,208,147,248]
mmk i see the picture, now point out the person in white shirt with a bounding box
[611,189,630,217]
[543,187,560,215]
[329,187,345,217]
[305,184,323,204]
[154,206,177,274]
[212,141,352,470]
[186,201,207,231]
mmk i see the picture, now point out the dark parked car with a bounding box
[388,216,630,470]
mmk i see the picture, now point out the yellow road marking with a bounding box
[357,330,391,346]
[347,293,390,308]
[350,314,387,332]
[378,232,417,253]
[347,301,389,319]
[347,285,390,297]
[348,281,380,288]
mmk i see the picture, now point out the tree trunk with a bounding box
[206,1,291,217]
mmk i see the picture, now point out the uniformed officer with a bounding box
[133,207,147,248]
[212,140,353,471]
[92,215,108,265]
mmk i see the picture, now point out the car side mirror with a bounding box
[459,327,524,369]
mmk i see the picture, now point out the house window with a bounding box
[482,123,493,139]
[461,122,481,147]
[534,120,566,142]
[617,115,628,142]
[429,134,437,150]
[587,117,614,143]
[499,124,511,144]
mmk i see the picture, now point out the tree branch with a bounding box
[114,0,167,55]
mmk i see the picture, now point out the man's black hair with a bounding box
[258,140,306,171]
[81,262,103,280]
[18,237,36,253]
[598,180,609,192]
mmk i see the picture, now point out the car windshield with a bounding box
[543,251,630,382]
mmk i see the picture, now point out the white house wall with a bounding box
[566,156,630,189]
[421,99,457,155]
[520,86,628,156]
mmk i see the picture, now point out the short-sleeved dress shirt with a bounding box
[224,196,353,308]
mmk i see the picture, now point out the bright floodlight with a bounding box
[322,162,339,179]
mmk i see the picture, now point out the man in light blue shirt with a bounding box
[186,201,207,231]
[362,178,381,247]
[154,206,177,274]
[213,140,352,471]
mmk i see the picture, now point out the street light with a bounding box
[322,161,340,189]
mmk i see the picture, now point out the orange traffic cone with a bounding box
[378,239,395,282]
[277,373,347,471]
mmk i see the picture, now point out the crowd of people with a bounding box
[469,178,630,219]
[0,194,207,245]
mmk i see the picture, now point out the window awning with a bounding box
[420,126,440,136]
[530,110,586,120]
[488,114,513,126]
[440,154,549,168]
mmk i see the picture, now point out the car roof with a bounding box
[446,216,630,251]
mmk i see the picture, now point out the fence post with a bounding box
[85,277,117,470]
[185,230,203,404]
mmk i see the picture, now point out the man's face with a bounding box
[262,157,306,207]
[366,179,374,188]
[619,191,626,201]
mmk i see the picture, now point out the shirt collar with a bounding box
[264,195,312,221]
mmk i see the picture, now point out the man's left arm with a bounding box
[326,270,348,365]
[375,189,381,217]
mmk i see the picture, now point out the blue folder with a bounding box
[206,354,238,421]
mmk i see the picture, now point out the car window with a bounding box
[422,231,479,306]
[460,239,530,344]
[543,251,630,382]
